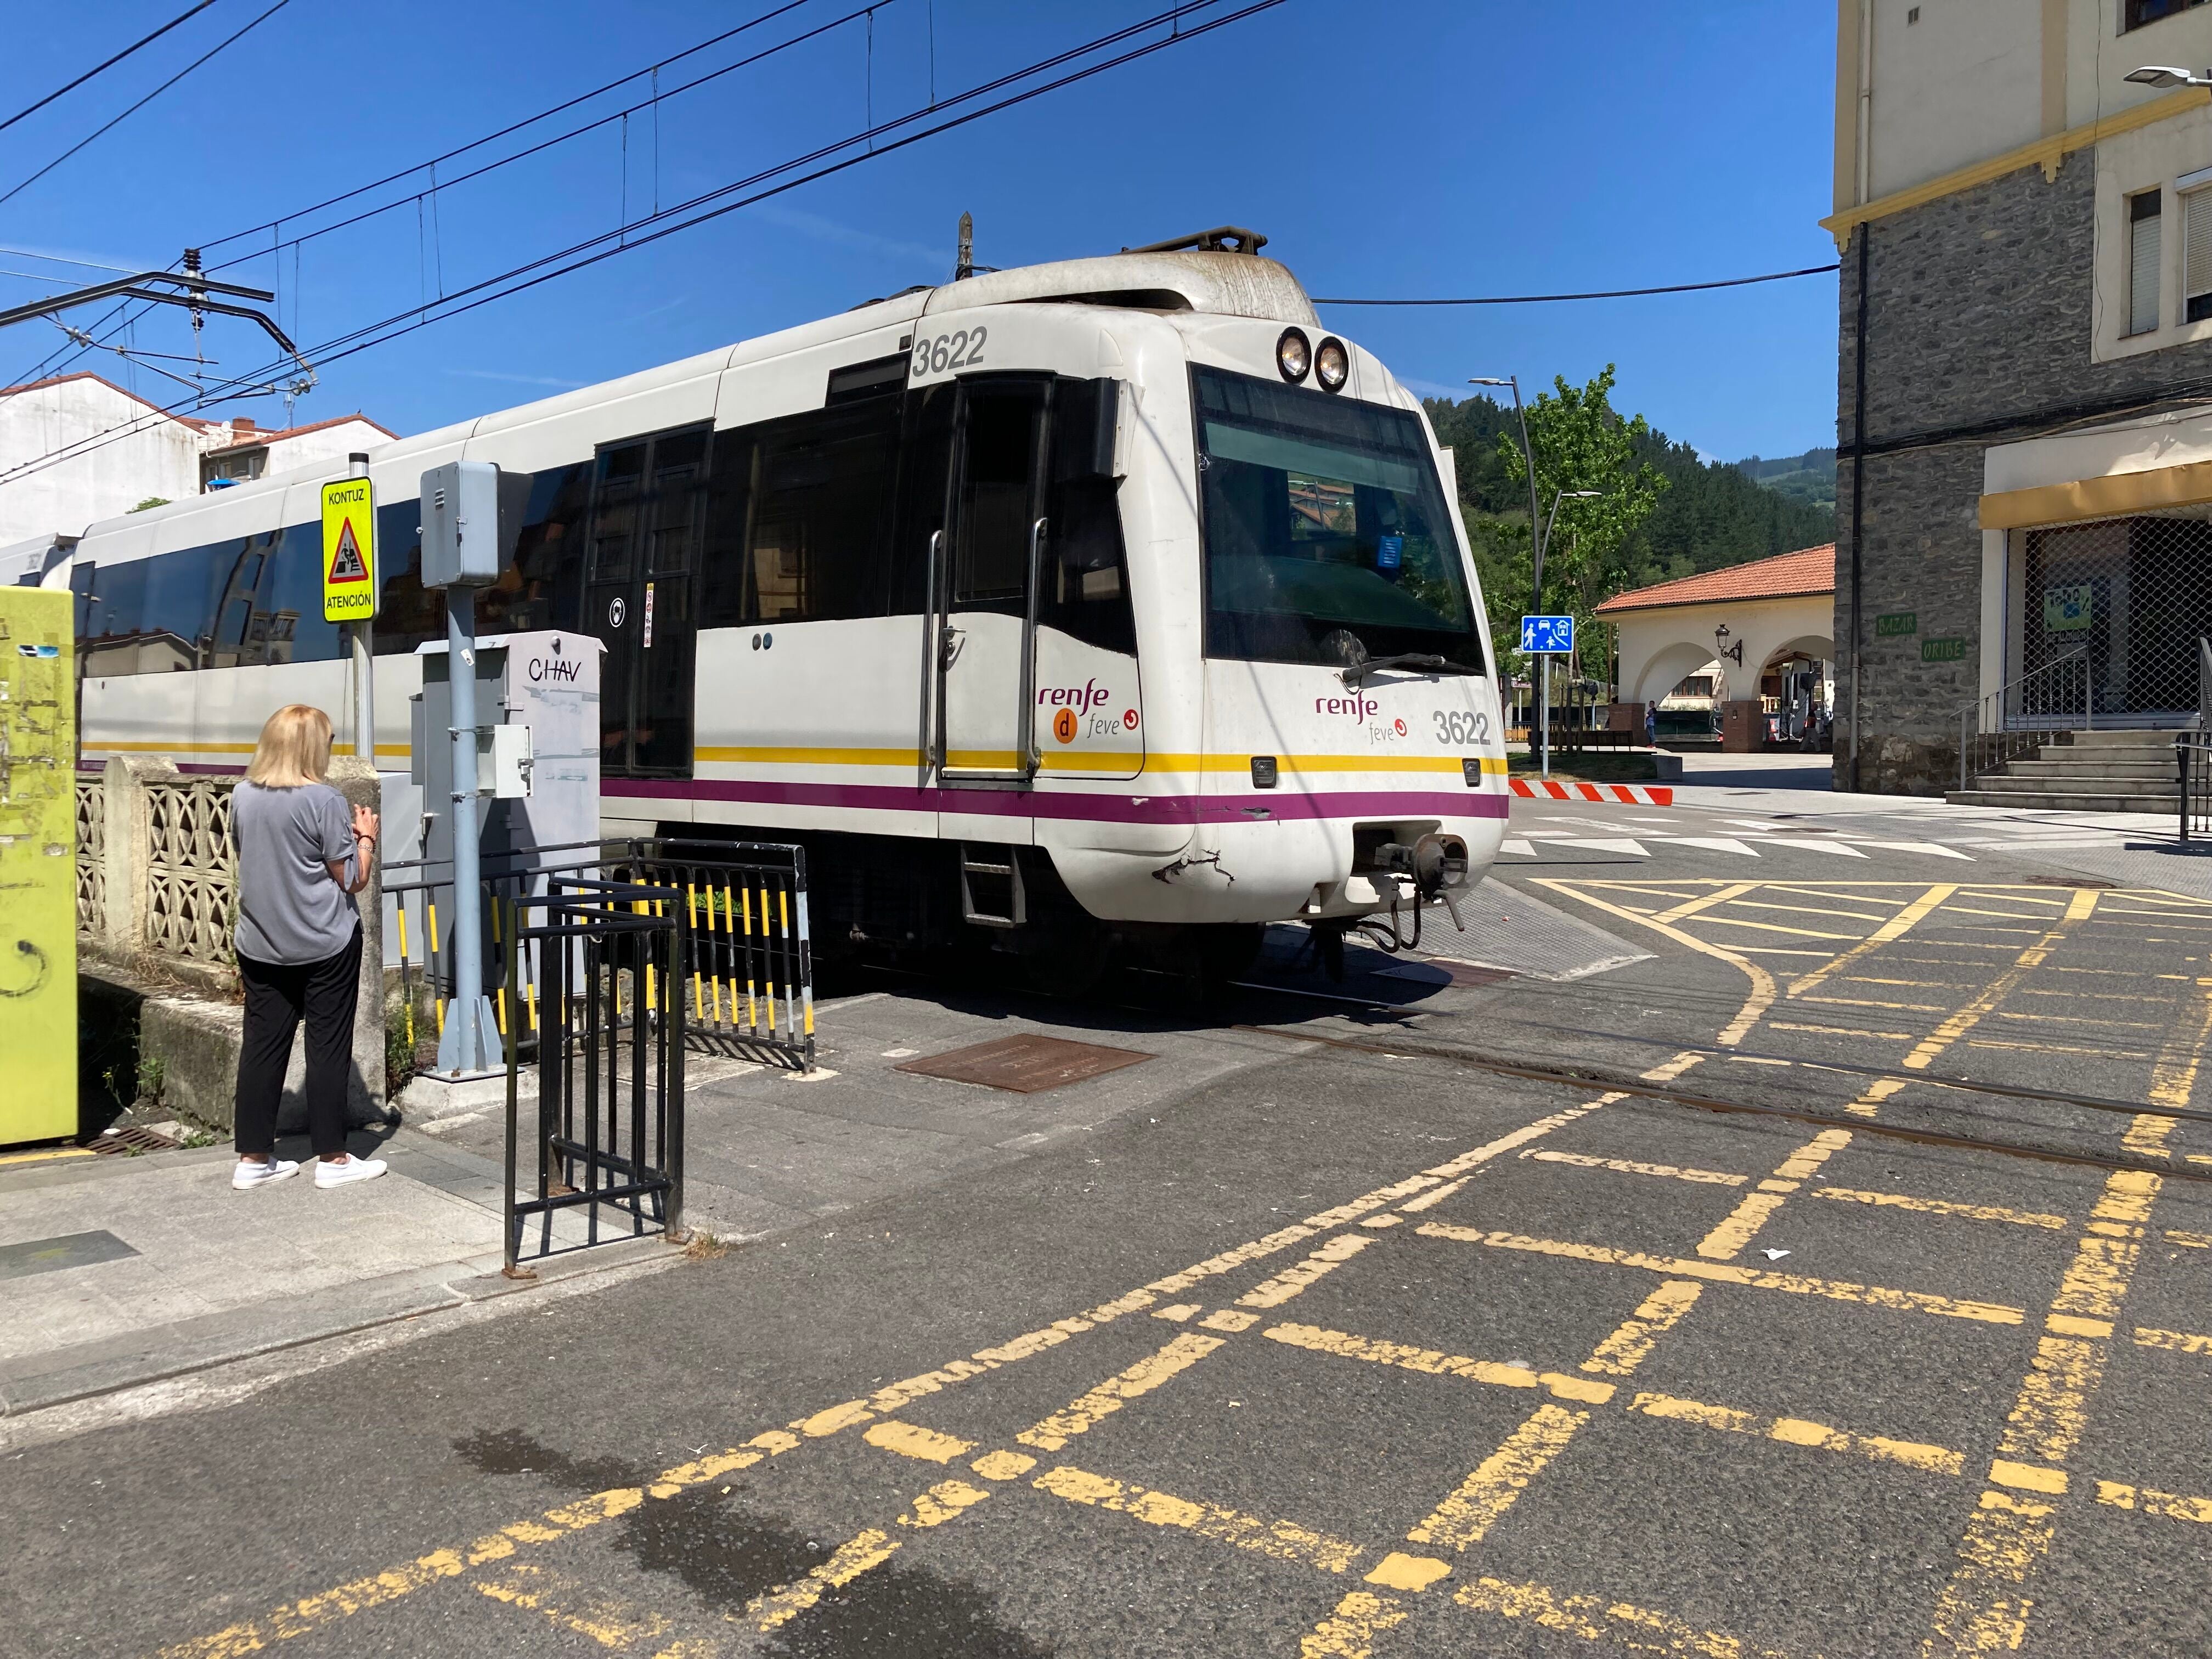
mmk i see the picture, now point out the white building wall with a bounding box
[0,375,392,547]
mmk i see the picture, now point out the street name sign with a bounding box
[1520,613,1575,654]
[321,478,377,622]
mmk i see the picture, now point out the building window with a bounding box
[2125,0,2209,30]
[2131,189,2164,335]
[200,447,266,490]
[2187,186,2212,323]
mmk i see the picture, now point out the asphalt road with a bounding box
[9,793,2212,1659]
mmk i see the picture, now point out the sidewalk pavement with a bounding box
[0,1130,673,1420]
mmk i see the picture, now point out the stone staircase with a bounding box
[1948,727,2186,811]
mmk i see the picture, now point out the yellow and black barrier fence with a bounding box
[383,836,814,1081]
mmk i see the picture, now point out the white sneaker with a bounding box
[233,1156,300,1189]
[315,1155,387,1189]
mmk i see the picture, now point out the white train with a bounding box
[35,228,1505,974]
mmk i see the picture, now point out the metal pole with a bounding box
[441,583,493,1073]
[347,453,375,762]
[1847,225,1870,792]
[1513,380,1550,781]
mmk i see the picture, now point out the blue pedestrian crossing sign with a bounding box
[1520,614,1575,654]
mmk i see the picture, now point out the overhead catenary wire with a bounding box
[0,0,297,211]
[2,0,845,397]
[1312,263,1841,306]
[0,1,218,136]
[0,0,1280,491]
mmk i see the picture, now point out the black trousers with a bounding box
[234,925,362,1160]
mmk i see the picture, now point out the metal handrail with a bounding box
[1956,646,2089,792]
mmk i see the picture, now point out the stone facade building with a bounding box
[1830,0,2212,793]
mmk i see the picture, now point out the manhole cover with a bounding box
[0,1229,140,1282]
[1377,960,1516,989]
[896,1034,1154,1093]
[86,1125,180,1155]
[2024,874,2117,890]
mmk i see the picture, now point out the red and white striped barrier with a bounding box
[1510,778,1673,806]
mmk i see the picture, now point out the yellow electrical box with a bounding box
[0,587,76,1146]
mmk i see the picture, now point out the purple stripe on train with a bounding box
[606,776,1510,825]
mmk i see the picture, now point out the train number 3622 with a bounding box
[1432,709,1491,745]
[912,327,988,378]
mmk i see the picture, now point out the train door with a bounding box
[937,377,1049,781]
[584,426,709,777]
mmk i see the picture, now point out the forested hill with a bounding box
[1423,395,1836,588]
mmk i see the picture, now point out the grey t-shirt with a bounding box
[232,781,360,965]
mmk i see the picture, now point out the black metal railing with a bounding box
[2180,739,2212,844]
[1957,646,2089,791]
[500,878,685,1271]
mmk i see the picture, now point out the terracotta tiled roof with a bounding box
[1595,543,1836,614]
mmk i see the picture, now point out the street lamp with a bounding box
[2126,64,2212,88]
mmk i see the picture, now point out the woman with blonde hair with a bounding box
[229,704,386,1190]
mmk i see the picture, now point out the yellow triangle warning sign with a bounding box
[328,517,368,583]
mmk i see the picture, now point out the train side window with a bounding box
[589,443,646,583]
[742,402,899,622]
[142,542,216,670]
[267,523,341,665]
[887,382,956,616]
[81,558,148,675]
[481,461,591,636]
[698,432,754,627]
[207,537,273,668]
[1043,378,1135,655]
[374,499,437,654]
[955,388,1041,606]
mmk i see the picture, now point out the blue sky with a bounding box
[0,1,1838,462]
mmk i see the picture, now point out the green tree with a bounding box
[1496,365,1668,679]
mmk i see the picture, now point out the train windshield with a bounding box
[1194,365,1481,670]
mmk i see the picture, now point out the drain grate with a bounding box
[896,1034,1154,1093]
[2024,874,2117,890]
[86,1125,180,1156]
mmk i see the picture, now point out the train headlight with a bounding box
[1314,336,1349,393]
[1276,327,1311,383]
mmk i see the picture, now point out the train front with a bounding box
[1059,301,1510,955]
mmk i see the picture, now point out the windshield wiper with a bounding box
[1339,653,1485,687]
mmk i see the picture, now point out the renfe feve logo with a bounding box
[1314,695,1380,722]
[1040,681,1128,742]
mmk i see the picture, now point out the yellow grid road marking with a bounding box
[1771,1020,1923,1041]
[742,1528,900,1633]
[1302,1591,1409,1655]
[862,1420,975,1463]
[1034,1464,1365,1571]
[1720,899,1898,923]
[1453,1575,1803,1657]
[1263,1322,1617,1404]
[1235,1233,1373,1308]
[1523,1148,1747,1186]
[1630,1392,1963,1475]
[1789,882,1959,996]
[472,1562,714,1655]
[1404,1402,1588,1551]
[1650,881,1765,926]
[1017,1333,1223,1452]
[1583,1279,1706,1376]
[2134,1326,2212,1357]
[1921,1170,2161,1655]
[1800,993,1953,1011]
[2095,1481,2212,1524]
[1814,1188,2069,1229]
[1419,1226,2025,1325]
[1681,915,1864,941]
[2130,975,2212,1158]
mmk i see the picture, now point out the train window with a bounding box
[142,543,216,669]
[81,557,148,675]
[267,523,341,665]
[1192,366,1483,672]
[698,433,754,627]
[741,402,899,622]
[955,388,1041,605]
[589,444,646,583]
[1042,378,1135,655]
[374,498,438,654]
[207,537,274,668]
[481,462,591,636]
[885,383,956,616]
